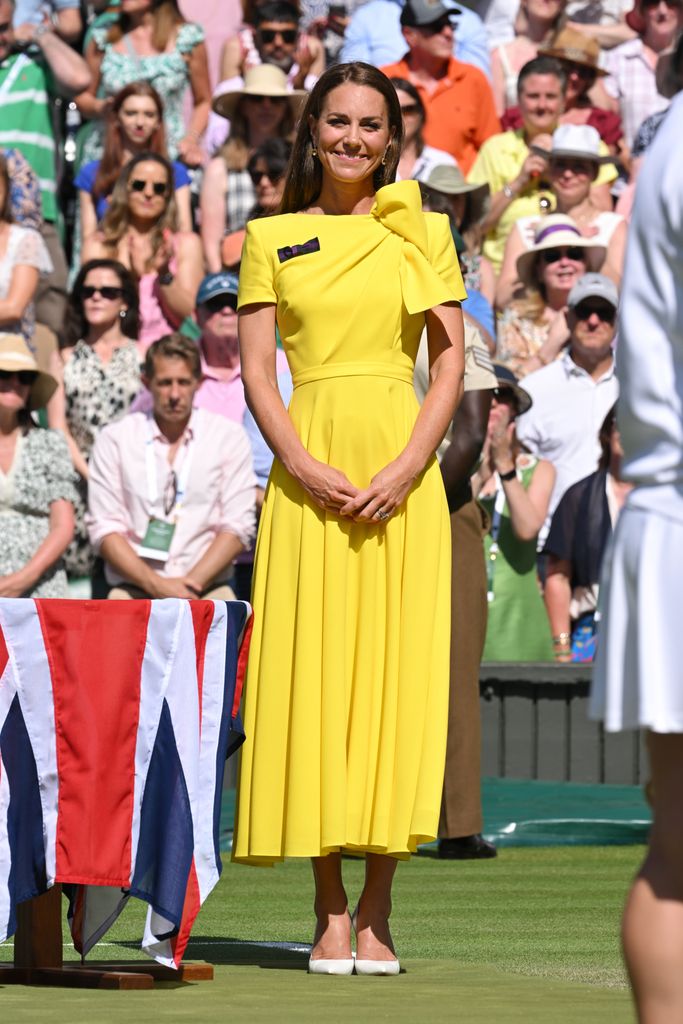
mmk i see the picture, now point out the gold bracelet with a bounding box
[552,632,571,646]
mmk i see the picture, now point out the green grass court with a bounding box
[0,846,641,1023]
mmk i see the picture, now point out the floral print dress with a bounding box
[63,340,141,576]
[79,22,205,167]
[0,428,77,598]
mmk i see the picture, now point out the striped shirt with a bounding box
[0,54,57,222]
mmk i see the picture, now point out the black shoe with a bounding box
[438,834,497,860]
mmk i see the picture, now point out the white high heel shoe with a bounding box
[351,907,400,976]
[308,956,355,975]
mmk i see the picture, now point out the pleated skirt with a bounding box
[590,503,683,733]
[232,373,451,864]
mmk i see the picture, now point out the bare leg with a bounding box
[310,854,352,961]
[354,853,398,961]
[623,732,683,1022]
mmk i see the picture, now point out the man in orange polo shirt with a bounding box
[381,0,500,175]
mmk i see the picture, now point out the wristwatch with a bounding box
[502,183,515,200]
[158,270,175,287]
[499,467,517,482]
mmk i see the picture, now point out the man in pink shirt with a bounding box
[87,334,256,600]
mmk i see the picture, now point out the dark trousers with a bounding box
[438,497,488,839]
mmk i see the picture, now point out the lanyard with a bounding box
[486,480,510,604]
[145,418,195,520]
[0,54,30,104]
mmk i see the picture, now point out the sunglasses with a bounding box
[399,103,421,116]
[420,15,453,34]
[551,158,595,176]
[0,369,37,385]
[81,285,124,300]
[129,178,168,195]
[245,93,288,104]
[258,28,297,43]
[573,302,616,324]
[163,469,177,518]
[492,386,516,404]
[539,246,585,264]
[642,0,681,8]
[249,168,283,185]
[203,295,237,314]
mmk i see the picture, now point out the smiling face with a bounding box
[311,83,392,187]
[538,245,587,297]
[549,156,597,205]
[118,94,161,148]
[126,159,170,220]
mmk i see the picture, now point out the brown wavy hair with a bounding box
[107,0,185,51]
[0,153,12,224]
[279,62,403,215]
[63,259,141,347]
[94,83,168,202]
[99,152,177,273]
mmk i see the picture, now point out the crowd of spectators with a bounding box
[1,0,680,662]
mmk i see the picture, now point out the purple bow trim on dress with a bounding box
[370,180,458,315]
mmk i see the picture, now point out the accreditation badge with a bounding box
[136,517,176,562]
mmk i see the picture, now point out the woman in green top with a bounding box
[473,365,555,662]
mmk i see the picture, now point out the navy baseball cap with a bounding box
[196,272,239,308]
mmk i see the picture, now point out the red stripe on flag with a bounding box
[189,601,215,730]
[169,858,202,968]
[232,612,253,719]
[37,600,151,885]
[0,625,9,680]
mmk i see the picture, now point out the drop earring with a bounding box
[310,140,318,158]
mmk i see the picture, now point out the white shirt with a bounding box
[616,92,683,521]
[516,350,619,544]
[86,408,256,585]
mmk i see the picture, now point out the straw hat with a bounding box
[516,214,606,286]
[423,164,490,225]
[0,333,57,410]
[542,124,613,165]
[212,65,307,121]
[538,26,607,76]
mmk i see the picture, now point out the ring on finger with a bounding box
[376,509,390,520]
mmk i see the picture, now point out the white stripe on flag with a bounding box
[128,599,184,882]
[0,600,58,883]
[0,737,12,941]
[194,601,228,900]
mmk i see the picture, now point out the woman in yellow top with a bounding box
[236,62,466,976]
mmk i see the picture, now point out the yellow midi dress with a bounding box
[233,180,466,864]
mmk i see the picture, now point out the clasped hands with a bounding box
[298,456,417,524]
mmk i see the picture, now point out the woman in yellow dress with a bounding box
[235,62,466,976]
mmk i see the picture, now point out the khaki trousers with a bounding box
[438,497,488,839]
[108,583,236,601]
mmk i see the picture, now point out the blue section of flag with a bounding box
[0,693,47,937]
[130,699,194,928]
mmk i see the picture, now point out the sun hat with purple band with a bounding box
[516,214,606,288]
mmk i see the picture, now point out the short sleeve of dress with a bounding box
[13,226,53,275]
[172,161,192,188]
[237,221,277,308]
[26,429,78,507]
[91,26,109,52]
[74,160,98,193]
[176,22,205,53]
[426,213,467,301]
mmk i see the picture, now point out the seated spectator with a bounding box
[247,138,292,218]
[390,77,457,181]
[48,259,141,581]
[497,214,604,375]
[468,55,617,274]
[421,164,494,306]
[202,66,304,271]
[0,0,90,336]
[537,27,624,154]
[86,333,256,600]
[380,0,500,175]
[496,125,626,307]
[82,152,204,355]
[472,363,556,661]
[564,0,635,48]
[13,0,82,43]
[544,403,631,661]
[515,272,619,546]
[220,0,324,88]
[601,0,682,151]
[491,0,567,117]
[341,0,493,78]
[0,332,76,598]
[76,0,210,170]
[0,152,52,344]
[75,82,193,254]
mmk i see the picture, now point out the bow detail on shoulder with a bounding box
[371,180,458,315]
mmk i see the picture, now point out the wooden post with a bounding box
[14,884,63,969]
